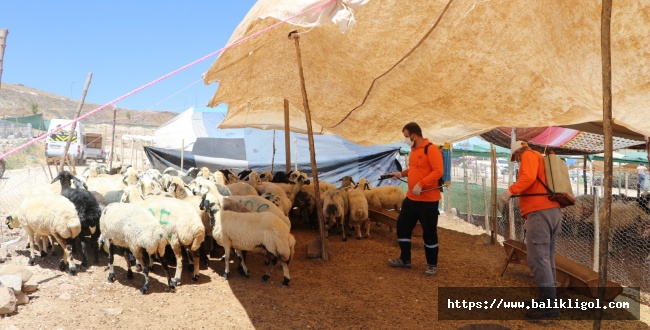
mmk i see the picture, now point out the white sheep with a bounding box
[134,196,205,285]
[5,193,82,275]
[99,203,175,294]
[227,182,259,196]
[201,192,295,287]
[346,183,370,241]
[228,195,291,229]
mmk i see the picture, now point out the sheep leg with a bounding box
[26,228,36,266]
[124,249,134,280]
[91,230,100,264]
[364,219,371,238]
[80,235,90,267]
[53,233,76,275]
[235,250,249,278]
[222,243,231,279]
[155,251,176,292]
[37,234,47,258]
[185,247,194,273]
[107,240,116,282]
[262,252,277,282]
[171,245,183,286]
[355,222,362,240]
[134,248,149,294]
[190,248,200,281]
[279,260,291,287]
[340,218,348,242]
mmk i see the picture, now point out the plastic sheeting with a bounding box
[204,0,650,146]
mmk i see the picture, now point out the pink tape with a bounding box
[0,0,336,161]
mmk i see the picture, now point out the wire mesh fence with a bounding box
[443,153,650,301]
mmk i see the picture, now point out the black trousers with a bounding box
[396,198,440,266]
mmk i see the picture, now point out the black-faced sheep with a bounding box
[52,171,103,267]
[6,193,81,274]
[99,203,175,294]
[201,193,295,287]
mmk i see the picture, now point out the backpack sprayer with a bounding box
[379,142,452,192]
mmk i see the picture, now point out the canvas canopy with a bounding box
[204,0,650,146]
[148,106,402,185]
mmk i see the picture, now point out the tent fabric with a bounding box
[481,126,645,155]
[204,0,650,146]
[149,107,402,186]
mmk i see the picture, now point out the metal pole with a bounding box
[180,139,184,171]
[508,128,516,240]
[289,30,329,260]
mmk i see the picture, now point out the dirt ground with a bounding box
[0,212,648,329]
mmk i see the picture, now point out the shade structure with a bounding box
[204,0,650,146]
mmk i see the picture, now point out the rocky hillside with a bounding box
[0,83,177,127]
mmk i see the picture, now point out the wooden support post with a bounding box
[482,177,489,232]
[108,107,117,170]
[60,72,92,172]
[583,155,589,195]
[120,135,124,163]
[289,30,329,261]
[0,29,8,90]
[284,99,291,173]
[508,128,516,240]
[595,0,613,327]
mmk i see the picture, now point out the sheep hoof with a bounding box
[282,277,290,287]
[356,236,361,240]
[108,273,115,282]
[363,235,369,239]
[81,259,88,267]
[40,251,47,258]
[140,285,148,294]
[168,283,176,292]
[261,274,270,282]
[135,264,143,272]
[187,264,194,272]
[375,222,381,227]
[127,269,134,279]
[68,267,77,276]
[28,258,36,266]
[222,273,229,280]
[237,267,249,278]
[191,275,199,282]
[59,260,67,271]
[172,278,181,286]
[342,237,347,242]
[25,242,30,249]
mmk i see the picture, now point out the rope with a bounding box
[0,0,337,161]
[543,126,556,155]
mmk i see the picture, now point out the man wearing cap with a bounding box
[637,164,648,191]
[386,122,444,276]
[500,140,562,319]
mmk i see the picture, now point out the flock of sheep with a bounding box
[4,162,406,294]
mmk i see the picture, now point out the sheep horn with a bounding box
[51,174,61,183]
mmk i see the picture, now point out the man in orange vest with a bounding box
[387,122,444,276]
[500,140,562,319]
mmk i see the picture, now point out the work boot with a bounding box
[386,258,411,268]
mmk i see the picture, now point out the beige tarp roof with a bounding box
[204,0,650,146]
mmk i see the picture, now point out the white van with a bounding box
[45,119,86,165]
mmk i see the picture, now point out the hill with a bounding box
[0,83,177,127]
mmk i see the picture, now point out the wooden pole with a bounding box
[120,135,124,162]
[595,0,613,327]
[284,99,291,173]
[0,29,8,90]
[482,177,489,232]
[108,107,117,170]
[490,144,498,244]
[60,72,92,172]
[289,30,329,261]
[130,139,134,167]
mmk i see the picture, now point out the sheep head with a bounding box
[200,193,223,227]
[5,214,19,229]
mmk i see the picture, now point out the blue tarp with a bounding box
[146,107,402,186]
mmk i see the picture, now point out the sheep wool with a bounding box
[6,194,81,275]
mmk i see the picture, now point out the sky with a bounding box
[1,1,258,113]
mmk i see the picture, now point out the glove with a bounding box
[390,171,402,179]
[412,183,422,196]
[499,189,513,203]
